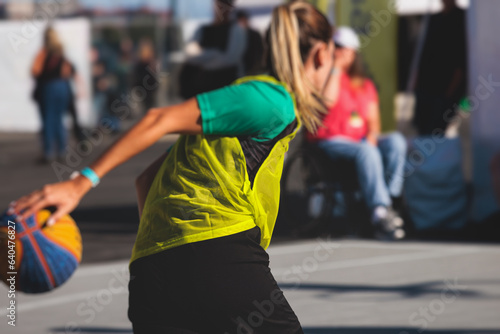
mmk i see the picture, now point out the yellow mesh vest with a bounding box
[130,75,301,263]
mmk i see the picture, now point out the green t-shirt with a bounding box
[196,79,296,142]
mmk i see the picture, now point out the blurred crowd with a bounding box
[34,0,267,162]
[91,37,158,129]
[33,28,162,160]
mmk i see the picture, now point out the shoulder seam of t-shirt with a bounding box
[242,80,296,142]
[238,80,295,119]
[197,79,295,141]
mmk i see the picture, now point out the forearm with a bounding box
[367,102,381,145]
[323,67,342,108]
[89,98,201,179]
[12,99,201,222]
[89,109,167,179]
[366,132,379,146]
[367,122,381,138]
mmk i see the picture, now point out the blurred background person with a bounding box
[66,61,86,143]
[132,38,159,115]
[413,0,467,135]
[179,0,246,99]
[307,26,407,240]
[115,37,134,116]
[91,47,114,128]
[31,26,73,164]
[236,9,264,75]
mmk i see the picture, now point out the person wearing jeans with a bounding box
[317,133,406,211]
[42,80,70,159]
[308,27,407,239]
[32,26,73,162]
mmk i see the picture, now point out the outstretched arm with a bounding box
[12,98,202,224]
[88,98,200,180]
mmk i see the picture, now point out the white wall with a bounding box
[0,18,93,132]
[468,0,500,221]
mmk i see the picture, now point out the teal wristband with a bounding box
[80,167,100,188]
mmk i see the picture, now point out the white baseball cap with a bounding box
[333,26,360,51]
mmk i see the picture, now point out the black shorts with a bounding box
[128,227,303,334]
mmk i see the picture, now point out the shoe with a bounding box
[372,207,405,241]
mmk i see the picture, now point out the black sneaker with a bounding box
[373,208,405,241]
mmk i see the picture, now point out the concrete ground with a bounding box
[0,240,499,334]
[1,133,499,334]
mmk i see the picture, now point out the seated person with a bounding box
[307,27,407,240]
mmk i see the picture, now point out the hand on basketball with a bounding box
[9,176,92,226]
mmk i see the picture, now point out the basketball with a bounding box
[0,209,82,294]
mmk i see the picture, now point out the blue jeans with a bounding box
[41,80,70,158]
[318,133,407,209]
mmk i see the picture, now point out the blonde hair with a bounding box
[44,26,63,55]
[269,1,332,133]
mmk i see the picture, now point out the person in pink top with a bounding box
[308,27,407,240]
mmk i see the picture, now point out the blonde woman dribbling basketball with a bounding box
[13,1,335,332]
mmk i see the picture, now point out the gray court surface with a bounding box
[1,134,500,333]
[1,239,500,334]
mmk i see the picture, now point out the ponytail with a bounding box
[269,1,332,133]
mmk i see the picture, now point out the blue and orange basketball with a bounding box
[0,209,82,293]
